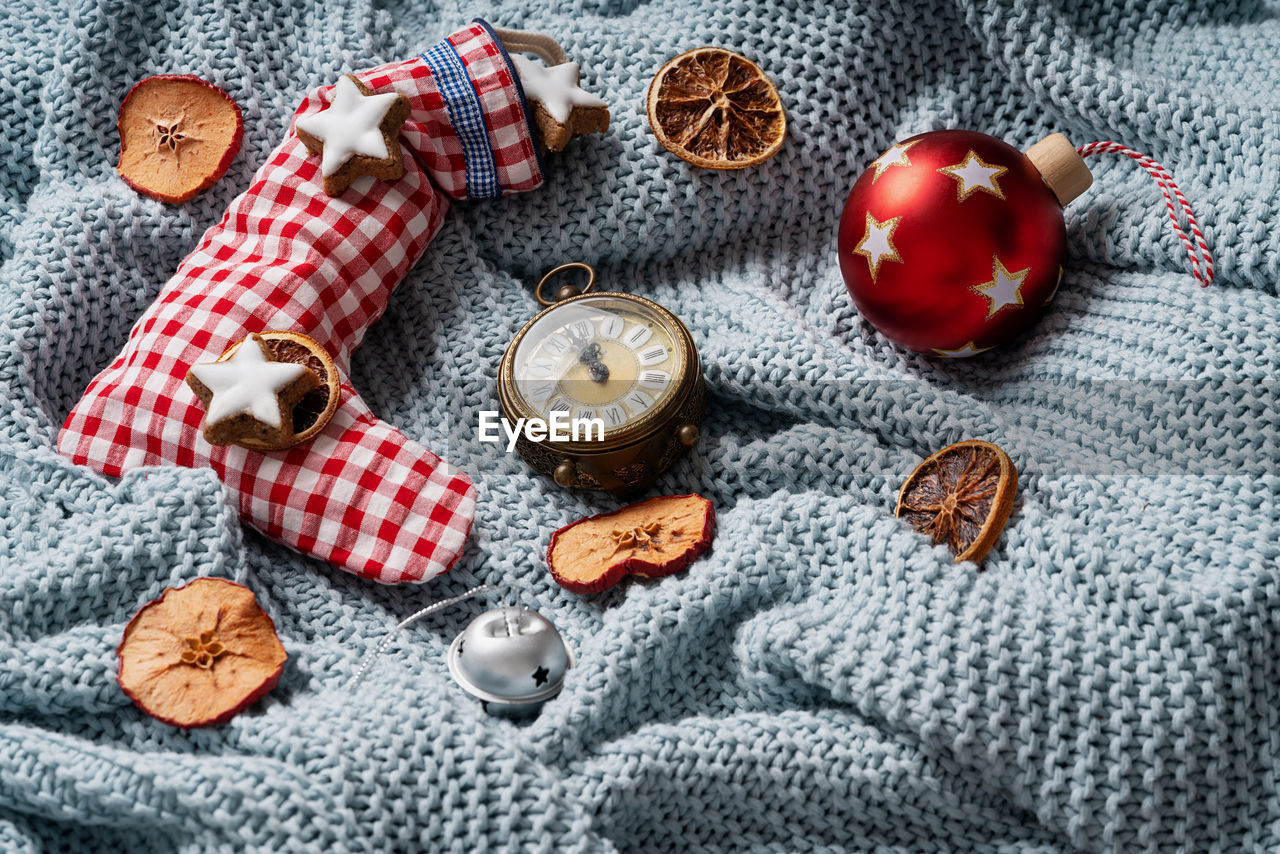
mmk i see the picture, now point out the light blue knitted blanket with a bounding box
[2,0,1278,850]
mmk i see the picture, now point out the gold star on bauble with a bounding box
[870,140,918,182]
[970,257,1031,320]
[931,341,996,358]
[853,212,903,282]
[937,150,1007,202]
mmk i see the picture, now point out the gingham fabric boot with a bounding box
[59,20,545,583]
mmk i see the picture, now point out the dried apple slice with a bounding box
[117,75,243,203]
[547,494,715,593]
[895,440,1018,563]
[117,578,287,728]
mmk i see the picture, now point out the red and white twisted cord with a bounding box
[1076,141,1214,287]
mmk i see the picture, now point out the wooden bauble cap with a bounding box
[1024,133,1093,206]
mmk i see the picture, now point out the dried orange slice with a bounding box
[218,331,341,450]
[116,578,287,728]
[547,494,715,593]
[895,440,1018,563]
[647,47,785,169]
[117,75,243,203]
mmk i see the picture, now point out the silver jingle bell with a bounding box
[447,607,573,718]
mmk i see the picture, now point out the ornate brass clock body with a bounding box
[498,264,704,494]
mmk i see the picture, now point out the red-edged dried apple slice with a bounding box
[116,578,287,728]
[547,494,715,593]
[117,75,243,203]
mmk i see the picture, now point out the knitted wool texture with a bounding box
[1,0,1278,851]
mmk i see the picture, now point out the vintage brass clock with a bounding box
[498,263,705,494]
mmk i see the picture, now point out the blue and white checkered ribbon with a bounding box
[423,41,502,199]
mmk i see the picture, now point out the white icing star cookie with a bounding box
[510,55,609,151]
[186,333,320,449]
[295,75,411,195]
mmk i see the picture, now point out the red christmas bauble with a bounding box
[838,130,1067,357]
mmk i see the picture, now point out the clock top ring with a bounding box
[536,262,598,306]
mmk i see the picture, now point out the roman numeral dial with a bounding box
[510,295,686,435]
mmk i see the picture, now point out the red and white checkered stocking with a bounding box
[59,21,545,583]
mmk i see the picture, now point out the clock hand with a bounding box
[577,343,610,383]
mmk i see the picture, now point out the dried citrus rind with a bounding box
[117,75,243,203]
[647,47,785,170]
[547,494,715,593]
[241,331,341,448]
[116,578,287,728]
[895,440,1018,563]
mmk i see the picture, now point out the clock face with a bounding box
[512,295,685,435]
